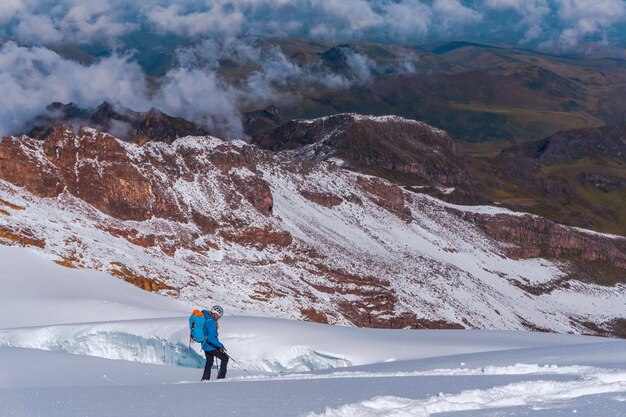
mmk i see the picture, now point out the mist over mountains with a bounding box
[2,0,625,49]
[2,0,626,139]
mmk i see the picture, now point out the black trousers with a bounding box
[202,349,229,380]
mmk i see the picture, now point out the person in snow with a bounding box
[201,305,229,381]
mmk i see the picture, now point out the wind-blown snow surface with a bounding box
[1,246,626,417]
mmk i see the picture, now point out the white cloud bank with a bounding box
[3,1,623,49]
[1,0,625,138]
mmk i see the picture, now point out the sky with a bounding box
[1,0,626,138]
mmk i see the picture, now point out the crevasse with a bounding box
[1,331,205,368]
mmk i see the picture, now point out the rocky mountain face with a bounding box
[26,102,209,144]
[242,105,282,138]
[254,114,482,204]
[504,125,626,164]
[1,124,625,336]
[256,113,626,236]
[479,124,626,236]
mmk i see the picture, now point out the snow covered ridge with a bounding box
[0,127,625,336]
[295,113,441,131]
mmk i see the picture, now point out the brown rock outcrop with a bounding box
[299,190,343,208]
[357,177,412,222]
[220,227,293,249]
[0,136,64,197]
[1,125,278,223]
[302,264,429,329]
[462,212,626,285]
[109,262,178,293]
[28,101,209,144]
[0,225,45,248]
[41,126,179,221]
[254,113,482,204]
[231,174,274,216]
[0,126,292,263]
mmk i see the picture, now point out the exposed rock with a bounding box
[220,227,293,249]
[577,172,625,192]
[299,190,343,208]
[254,113,480,203]
[109,262,178,293]
[303,263,418,328]
[357,177,412,222]
[242,105,282,138]
[105,227,157,248]
[0,225,45,248]
[231,174,274,216]
[506,124,626,165]
[0,135,64,197]
[461,212,626,286]
[207,144,259,174]
[0,198,25,211]
[1,128,625,335]
[42,126,171,221]
[54,257,80,269]
[300,308,330,324]
[27,102,209,144]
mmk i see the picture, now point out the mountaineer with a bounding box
[200,305,229,380]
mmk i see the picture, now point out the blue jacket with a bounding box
[201,310,224,351]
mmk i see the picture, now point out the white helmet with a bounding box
[210,305,224,318]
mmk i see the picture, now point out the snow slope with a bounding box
[0,245,188,329]
[1,245,626,417]
[1,130,625,336]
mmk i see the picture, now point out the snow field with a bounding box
[307,369,626,417]
[1,241,626,416]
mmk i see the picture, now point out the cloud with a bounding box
[2,0,626,139]
[483,0,626,50]
[58,2,137,44]
[146,4,244,38]
[150,40,383,137]
[381,0,433,39]
[0,0,24,23]
[153,66,243,138]
[5,0,137,46]
[0,35,396,139]
[14,13,63,44]
[432,0,483,31]
[3,1,626,50]
[554,0,626,49]
[0,41,147,135]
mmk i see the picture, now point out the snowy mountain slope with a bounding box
[0,247,610,372]
[0,246,188,329]
[1,247,625,417]
[0,127,625,336]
